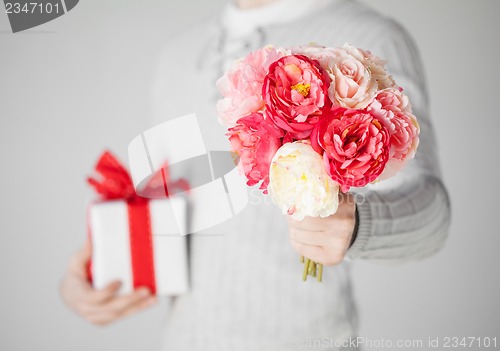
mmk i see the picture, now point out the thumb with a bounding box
[80,236,92,261]
[69,237,92,274]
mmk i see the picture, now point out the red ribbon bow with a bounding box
[88,150,189,200]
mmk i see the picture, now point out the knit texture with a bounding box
[150,1,451,350]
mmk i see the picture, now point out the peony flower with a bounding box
[368,87,412,115]
[367,88,420,179]
[311,107,391,192]
[342,43,396,90]
[321,45,378,109]
[291,43,338,64]
[263,54,331,139]
[268,141,339,220]
[227,112,284,192]
[216,46,289,127]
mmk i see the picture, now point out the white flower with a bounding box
[268,141,339,220]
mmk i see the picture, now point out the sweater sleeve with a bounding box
[346,20,451,263]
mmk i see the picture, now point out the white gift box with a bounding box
[88,196,188,296]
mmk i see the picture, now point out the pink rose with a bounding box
[226,112,284,192]
[291,44,337,64]
[311,107,391,192]
[342,43,396,90]
[322,46,378,109]
[216,46,288,127]
[263,54,331,139]
[367,88,420,178]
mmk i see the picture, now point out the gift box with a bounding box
[87,151,189,296]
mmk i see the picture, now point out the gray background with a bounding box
[1,1,499,350]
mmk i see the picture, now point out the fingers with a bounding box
[288,214,354,266]
[287,215,325,232]
[290,240,329,265]
[68,238,92,276]
[81,237,92,260]
[290,227,327,246]
[85,288,156,325]
[87,295,157,326]
[291,239,345,266]
[120,294,157,319]
[290,226,351,248]
[76,237,92,265]
[62,241,158,326]
[104,287,152,313]
[85,280,123,305]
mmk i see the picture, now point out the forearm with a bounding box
[347,174,450,263]
[342,18,452,263]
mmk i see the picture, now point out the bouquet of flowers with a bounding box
[216,43,419,281]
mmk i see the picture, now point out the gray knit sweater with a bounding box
[150,1,451,350]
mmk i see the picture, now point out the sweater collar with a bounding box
[221,0,336,38]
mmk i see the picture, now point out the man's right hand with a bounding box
[59,238,157,325]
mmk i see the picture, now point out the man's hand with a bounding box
[288,193,357,266]
[59,238,157,326]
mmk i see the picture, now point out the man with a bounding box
[61,1,450,350]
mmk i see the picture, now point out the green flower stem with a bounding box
[317,264,323,282]
[302,258,311,281]
[308,260,316,277]
[300,256,324,282]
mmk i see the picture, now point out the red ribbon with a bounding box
[86,151,156,293]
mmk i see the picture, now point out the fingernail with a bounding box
[147,297,157,305]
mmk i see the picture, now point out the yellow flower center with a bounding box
[372,119,382,130]
[291,83,311,97]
